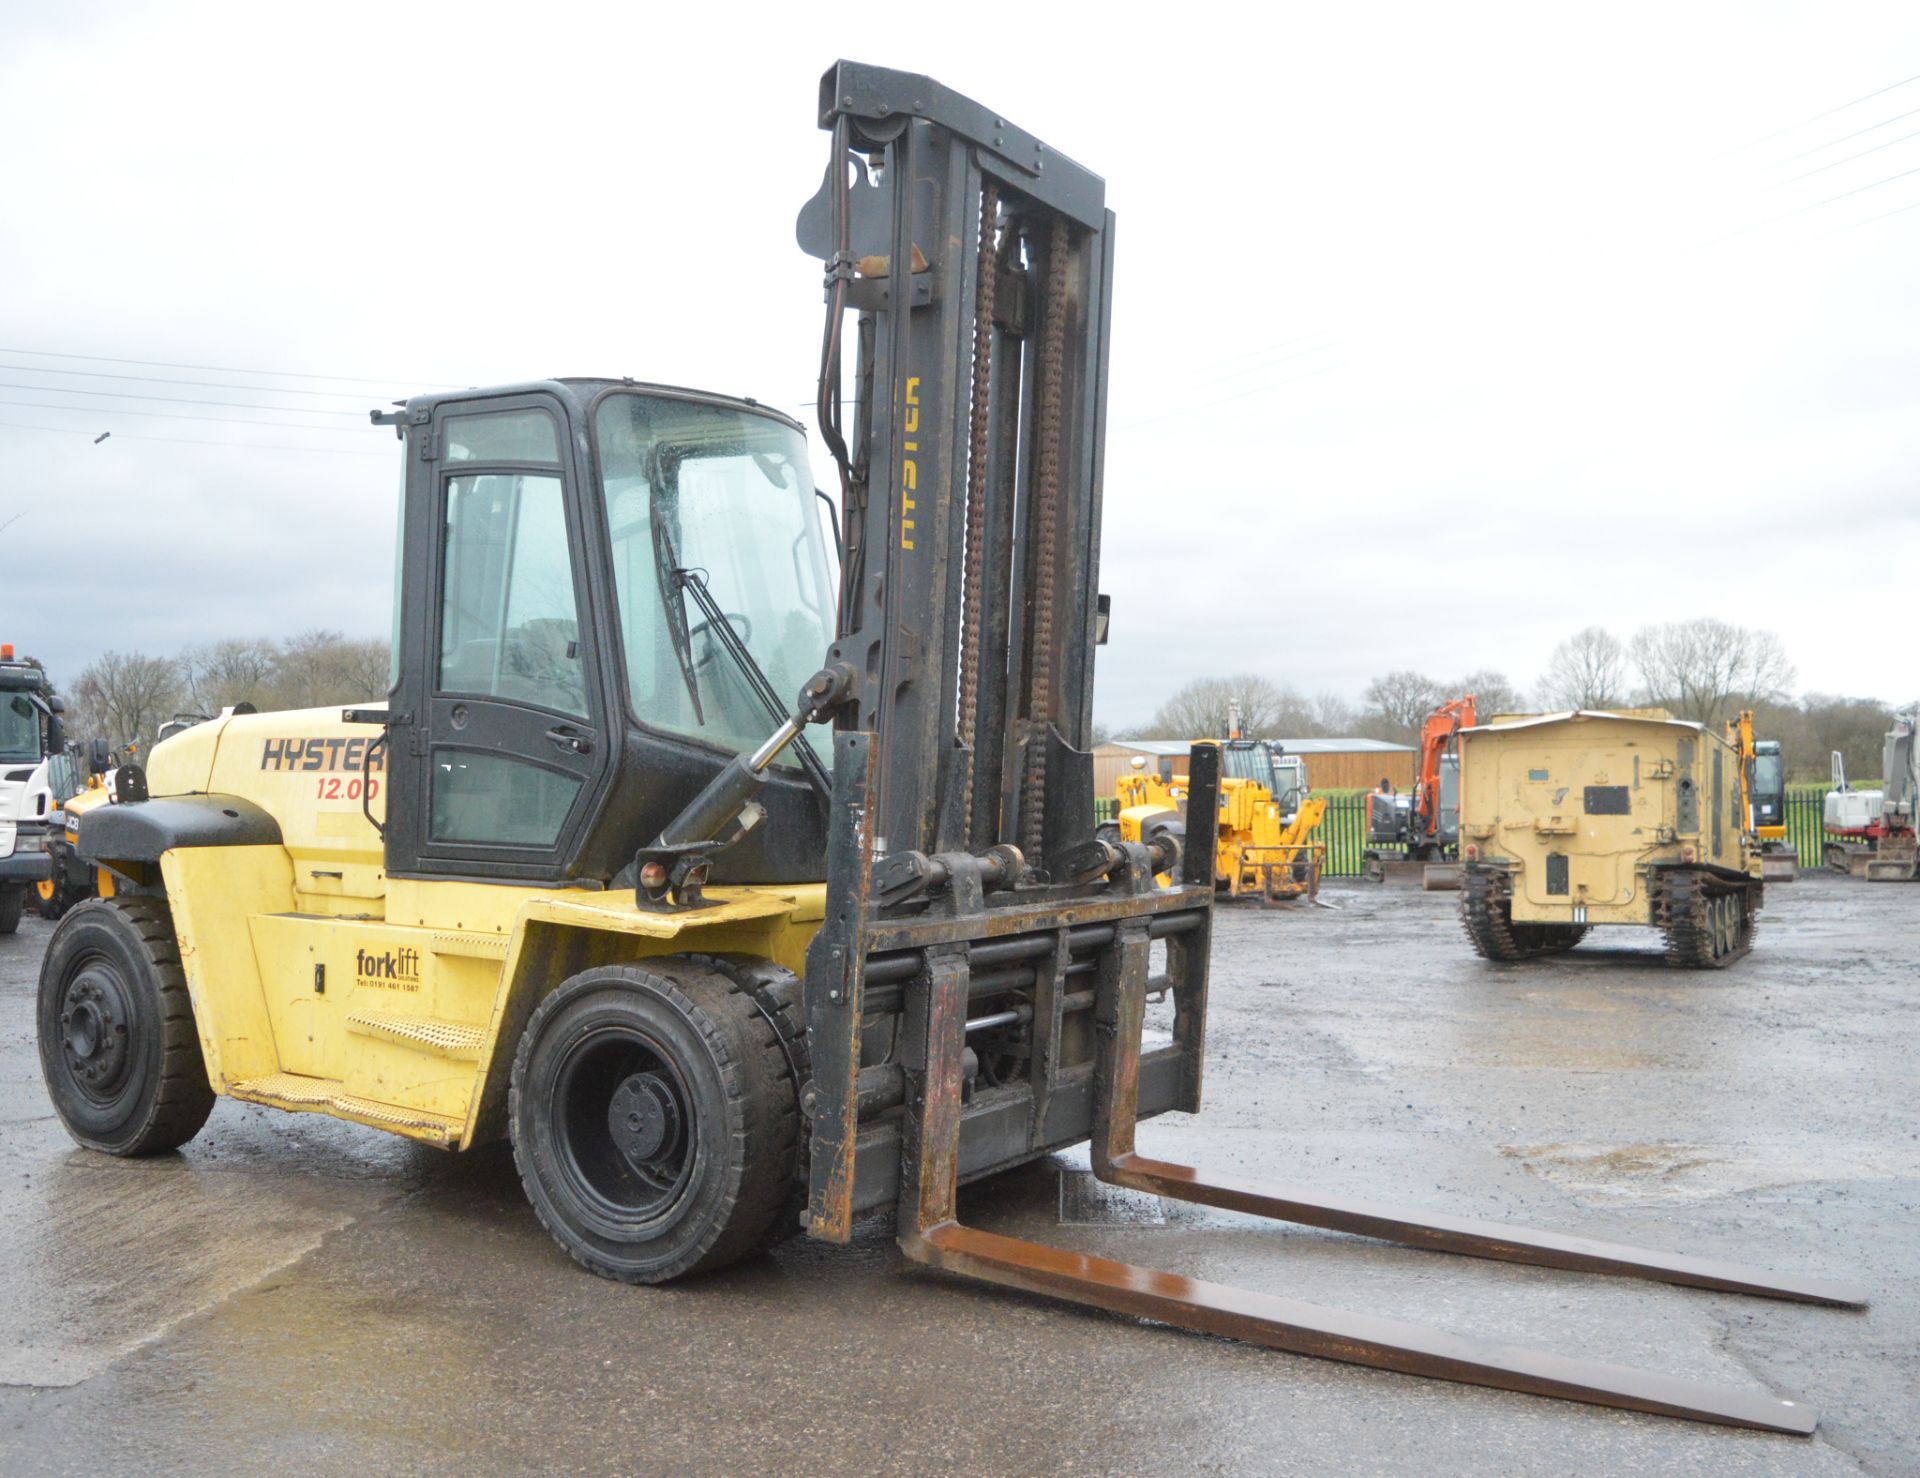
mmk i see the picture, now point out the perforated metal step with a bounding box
[227,1073,462,1145]
[345,1011,486,1060]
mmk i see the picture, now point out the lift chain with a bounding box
[956,179,1000,837]
[1021,212,1071,858]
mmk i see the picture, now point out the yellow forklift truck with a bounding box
[37,63,1858,1432]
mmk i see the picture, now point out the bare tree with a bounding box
[68,651,184,749]
[1310,690,1359,735]
[182,637,280,714]
[1537,626,1628,711]
[1361,669,1443,740]
[1629,619,1795,727]
[1453,668,1527,720]
[268,630,391,710]
[1141,675,1303,740]
[1753,693,1902,783]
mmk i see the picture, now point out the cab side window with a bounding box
[438,472,586,718]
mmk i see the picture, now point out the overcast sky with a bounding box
[2,2,1915,730]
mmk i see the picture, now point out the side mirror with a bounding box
[89,738,111,773]
[48,695,65,714]
[1094,593,1111,646]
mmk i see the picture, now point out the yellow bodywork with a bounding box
[88,707,825,1150]
[1115,762,1325,902]
[1458,711,1759,927]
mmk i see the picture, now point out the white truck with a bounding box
[0,647,80,930]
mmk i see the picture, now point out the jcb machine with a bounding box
[37,64,1860,1431]
[1726,711,1796,881]
[1365,693,1473,890]
[1112,741,1326,903]
[1458,711,1766,967]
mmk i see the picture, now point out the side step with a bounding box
[894,923,1864,1434]
[227,1072,463,1147]
[345,1011,486,1061]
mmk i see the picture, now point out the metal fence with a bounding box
[1320,793,1390,877]
[1785,785,1829,867]
[1097,786,1835,878]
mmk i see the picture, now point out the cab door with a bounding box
[387,395,614,882]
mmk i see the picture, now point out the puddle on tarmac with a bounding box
[1500,1140,1919,1204]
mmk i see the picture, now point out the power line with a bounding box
[0,345,455,388]
[0,419,390,457]
[1769,104,1920,167]
[0,381,361,416]
[1716,72,1920,157]
[1719,162,1920,240]
[0,361,384,400]
[0,398,371,433]
[1818,196,1920,238]
[1773,127,1920,188]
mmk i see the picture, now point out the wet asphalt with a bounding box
[0,873,1913,1476]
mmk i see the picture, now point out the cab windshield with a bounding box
[595,393,835,764]
[0,692,43,764]
[1753,753,1784,800]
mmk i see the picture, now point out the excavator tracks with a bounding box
[1459,866,1588,962]
[1655,868,1760,969]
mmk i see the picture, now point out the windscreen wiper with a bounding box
[675,564,833,811]
[647,448,705,725]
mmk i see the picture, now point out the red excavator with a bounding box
[1365,694,1476,889]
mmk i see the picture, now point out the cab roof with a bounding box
[378,378,805,435]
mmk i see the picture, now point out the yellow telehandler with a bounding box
[1112,746,1326,903]
[35,62,1859,1432]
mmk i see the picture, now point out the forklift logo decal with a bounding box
[901,376,919,550]
[259,738,386,773]
[354,946,421,992]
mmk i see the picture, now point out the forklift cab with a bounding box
[375,381,837,887]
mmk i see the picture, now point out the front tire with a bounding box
[510,958,802,1284]
[37,897,216,1154]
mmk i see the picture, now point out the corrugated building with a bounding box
[1092,737,1416,795]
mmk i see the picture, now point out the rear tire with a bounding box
[510,957,802,1283]
[37,897,216,1154]
[37,869,81,920]
[0,884,23,935]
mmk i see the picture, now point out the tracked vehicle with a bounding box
[1457,710,1764,966]
[37,63,1859,1431]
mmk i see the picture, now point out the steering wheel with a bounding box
[687,613,754,669]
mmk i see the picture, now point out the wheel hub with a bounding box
[60,964,133,1095]
[608,1071,681,1168]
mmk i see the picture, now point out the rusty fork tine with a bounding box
[1091,916,1865,1312]
[1097,1154,1869,1309]
[896,909,1848,1434]
[907,1221,1818,1436]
